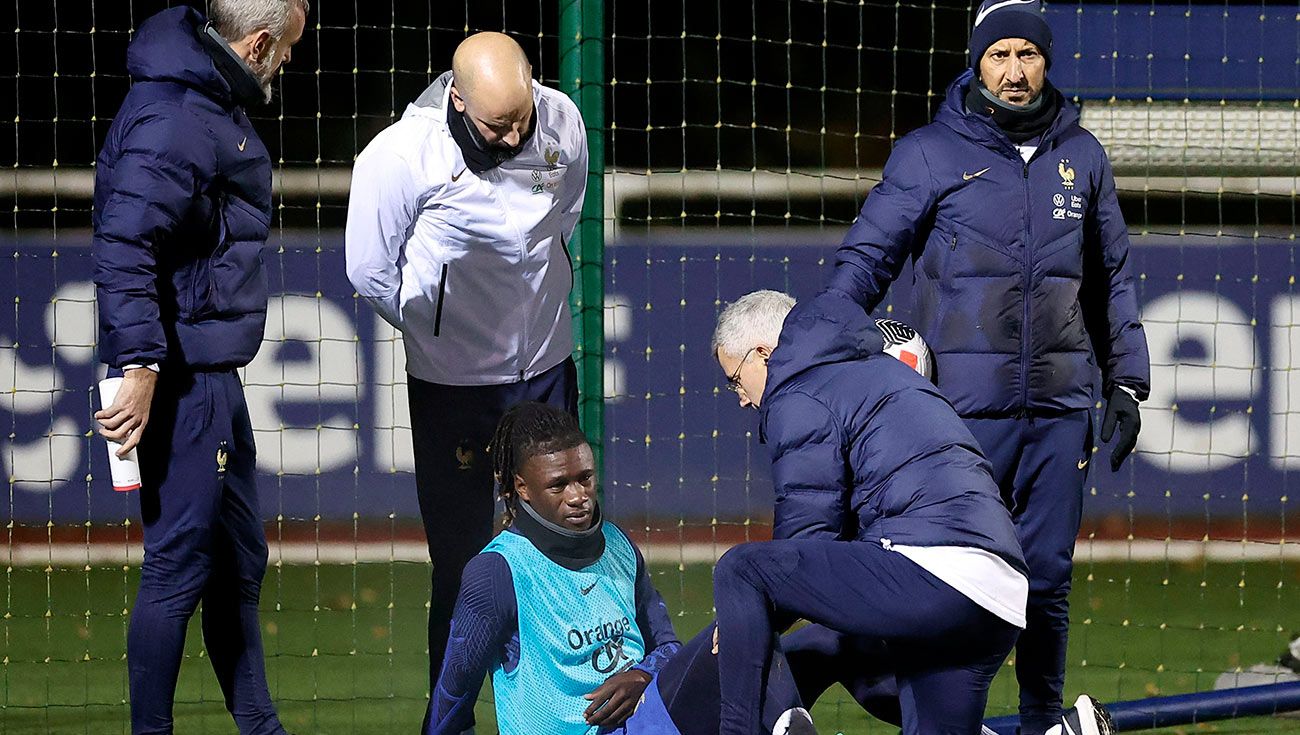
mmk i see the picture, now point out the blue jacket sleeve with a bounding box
[762,391,852,540]
[428,552,516,735]
[1081,150,1151,400]
[93,104,212,368]
[629,542,680,677]
[828,135,939,312]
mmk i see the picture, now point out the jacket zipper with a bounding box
[433,263,448,337]
[1019,159,1032,417]
[485,168,531,380]
[560,234,575,291]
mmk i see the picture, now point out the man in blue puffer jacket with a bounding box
[92,2,306,732]
[826,1,1150,731]
[710,289,1029,734]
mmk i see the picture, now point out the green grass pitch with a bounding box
[3,559,1296,733]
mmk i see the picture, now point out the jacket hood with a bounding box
[763,289,883,403]
[127,7,233,103]
[935,69,1079,155]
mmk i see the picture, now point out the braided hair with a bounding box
[489,401,589,527]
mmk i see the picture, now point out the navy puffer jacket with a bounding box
[93,7,272,370]
[829,70,1150,416]
[759,289,1027,574]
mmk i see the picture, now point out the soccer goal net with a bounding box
[2,1,1298,733]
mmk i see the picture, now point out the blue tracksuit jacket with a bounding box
[760,288,1027,573]
[829,70,1150,416]
[93,6,271,370]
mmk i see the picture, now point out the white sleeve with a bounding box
[345,146,423,330]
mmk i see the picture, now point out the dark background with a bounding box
[4,1,1293,232]
[0,0,978,172]
[0,0,999,233]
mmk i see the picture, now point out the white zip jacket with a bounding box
[345,71,587,385]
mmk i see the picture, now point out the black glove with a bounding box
[1100,387,1141,471]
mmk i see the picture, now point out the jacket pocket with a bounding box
[1037,227,1084,264]
[433,263,448,337]
[924,230,959,338]
[206,240,268,317]
[191,194,269,320]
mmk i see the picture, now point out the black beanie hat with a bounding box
[969,0,1053,71]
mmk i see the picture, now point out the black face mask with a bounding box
[965,76,1061,144]
[511,497,605,571]
[197,22,266,107]
[447,99,536,174]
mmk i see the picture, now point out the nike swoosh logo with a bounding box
[975,0,1037,27]
[1078,458,1089,470]
[451,168,467,182]
[963,167,991,181]
[580,582,597,596]
[237,137,247,152]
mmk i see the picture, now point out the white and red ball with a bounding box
[875,318,933,381]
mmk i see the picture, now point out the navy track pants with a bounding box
[128,370,283,735]
[963,409,1093,735]
[712,539,1019,735]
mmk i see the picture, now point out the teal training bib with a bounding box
[486,523,646,735]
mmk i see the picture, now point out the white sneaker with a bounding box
[1059,694,1115,735]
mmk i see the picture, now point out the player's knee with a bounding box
[781,623,844,658]
[234,563,269,599]
[714,543,764,586]
[243,538,270,577]
[139,554,211,617]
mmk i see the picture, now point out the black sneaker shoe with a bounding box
[772,707,817,735]
[1061,694,1115,735]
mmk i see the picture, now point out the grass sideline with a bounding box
[3,559,1296,734]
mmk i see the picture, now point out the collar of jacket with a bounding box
[197,22,267,108]
[936,69,1079,160]
[446,94,538,174]
[509,497,606,571]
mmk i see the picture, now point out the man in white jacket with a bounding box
[344,32,586,726]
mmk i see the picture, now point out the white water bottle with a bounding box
[97,376,142,492]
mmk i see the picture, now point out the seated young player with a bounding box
[426,401,821,735]
[709,289,1115,735]
[424,401,681,734]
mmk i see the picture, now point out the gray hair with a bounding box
[210,0,309,42]
[712,290,796,358]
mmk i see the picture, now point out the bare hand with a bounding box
[583,668,651,727]
[95,369,157,457]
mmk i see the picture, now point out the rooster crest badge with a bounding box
[1058,158,1076,189]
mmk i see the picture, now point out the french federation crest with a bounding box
[1058,158,1076,189]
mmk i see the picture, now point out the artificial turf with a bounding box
[3,559,1296,734]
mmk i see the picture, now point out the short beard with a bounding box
[997,87,1033,105]
[248,48,280,104]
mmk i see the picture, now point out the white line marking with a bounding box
[3,539,1296,567]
